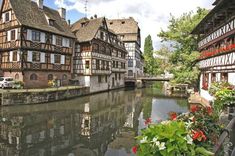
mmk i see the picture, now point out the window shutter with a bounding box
[7,31,11,41]
[9,51,13,62]
[2,13,5,23]
[62,38,66,47]
[52,35,56,45]
[9,11,11,21]
[27,51,32,62]
[61,55,65,64]
[41,32,45,43]
[27,29,32,40]
[17,51,20,62]
[51,54,54,63]
[40,52,45,63]
[15,29,18,40]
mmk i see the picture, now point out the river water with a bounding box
[0,85,188,156]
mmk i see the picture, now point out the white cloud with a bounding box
[55,0,214,50]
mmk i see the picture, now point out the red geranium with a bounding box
[144,118,152,125]
[190,105,199,113]
[206,107,212,115]
[192,130,207,142]
[132,145,138,154]
[169,112,177,120]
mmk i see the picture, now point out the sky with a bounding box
[2,0,215,50]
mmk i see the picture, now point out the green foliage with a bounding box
[136,121,213,156]
[209,82,235,113]
[158,8,209,85]
[144,35,155,75]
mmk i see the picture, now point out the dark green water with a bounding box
[0,86,188,156]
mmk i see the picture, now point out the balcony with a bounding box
[199,43,235,59]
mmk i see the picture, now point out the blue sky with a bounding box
[44,0,84,24]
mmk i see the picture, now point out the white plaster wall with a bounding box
[90,76,109,93]
[228,73,235,85]
[216,73,221,82]
[110,73,125,89]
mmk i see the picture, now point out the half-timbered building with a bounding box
[107,17,144,79]
[71,17,127,93]
[192,0,235,100]
[0,0,75,88]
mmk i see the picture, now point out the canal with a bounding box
[0,84,188,156]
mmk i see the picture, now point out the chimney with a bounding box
[58,8,66,20]
[67,19,71,26]
[35,0,43,9]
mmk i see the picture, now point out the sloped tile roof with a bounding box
[9,0,75,38]
[107,17,139,42]
[71,17,104,42]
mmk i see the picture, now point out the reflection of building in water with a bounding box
[0,90,143,156]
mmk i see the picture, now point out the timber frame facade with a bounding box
[0,0,75,88]
[192,0,235,100]
[71,17,127,92]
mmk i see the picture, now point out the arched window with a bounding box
[15,74,19,80]
[30,73,37,80]
[62,74,67,80]
[48,74,53,80]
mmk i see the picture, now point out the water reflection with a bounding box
[0,87,188,156]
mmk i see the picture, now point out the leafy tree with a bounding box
[144,35,154,75]
[158,8,208,86]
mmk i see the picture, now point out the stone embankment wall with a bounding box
[0,87,90,106]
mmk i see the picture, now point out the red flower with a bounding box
[132,145,138,154]
[144,118,152,125]
[206,107,212,115]
[169,112,177,120]
[192,130,207,142]
[190,105,199,113]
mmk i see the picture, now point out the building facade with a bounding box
[0,0,75,88]
[192,0,235,100]
[71,17,127,93]
[107,17,144,79]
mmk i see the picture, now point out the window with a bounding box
[96,60,100,70]
[119,73,121,80]
[30,74,38,80]
[45,33,52,43]
[128,59,133,67]
[56,36,62,46]
[32,30,41,42]
[101,60,105,70]
[54,55,61,64]
[116,61,118,68]
[211,73,216,83]
[93,44,99,52]
[113,61,115,68]
[12,51,17,62]
[100,32,104,40]
[100,45,105,53]
[221,73,228,82]
[11,30,15,40]
[98,75,102,83]
[5,12,10,22]
[32,51,40,62]
[105,76,108,83]
[49,19,55,26]
[115,73,117,80]
[106,61,109,70]
[48,74,53,80]
[128,70,133,76]
[62,74,67,80]
[85,60,90,69]
[202,73,209,90]
[15,74,19,80]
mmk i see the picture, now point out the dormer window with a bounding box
[5,12,10,22]
[49,19,55,26]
